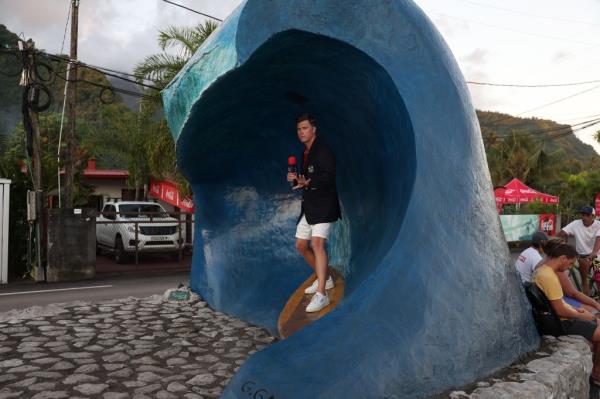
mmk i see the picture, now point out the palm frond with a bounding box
[158,26,198,57]
[133,53,187,87]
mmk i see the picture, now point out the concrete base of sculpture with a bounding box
[448,336,592,399]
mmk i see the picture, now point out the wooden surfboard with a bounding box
[277,268,345,339]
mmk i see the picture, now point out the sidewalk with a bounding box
[0,293,275,398]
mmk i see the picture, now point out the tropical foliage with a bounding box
[479,111,600,217]
[131,20,219,196]
[134,21,218,89]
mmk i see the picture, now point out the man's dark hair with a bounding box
[543,238,564,255]
[296,113,316,126]
[548,243,578,259]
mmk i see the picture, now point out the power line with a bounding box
[82,63,160,83]
[77,61,161,91]
[515,85,600,117]
[431,12,600,47]
[41,52,161,90]
[456,0,600,28]
[541,120,600,142]
[161,0,222,22]
[54,71,159,101]
[59,1,72,55]
[555,113,600,123]
[487,84,600,125]
[490,117,600,139]
[467,79,600,88]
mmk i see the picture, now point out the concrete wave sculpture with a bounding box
[162,1,539,397]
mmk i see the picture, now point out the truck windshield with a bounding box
[119,204,168,218]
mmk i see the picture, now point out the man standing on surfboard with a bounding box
[287,113,342,313]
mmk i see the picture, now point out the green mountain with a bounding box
[0,24,138,169]
[477,110,600,164]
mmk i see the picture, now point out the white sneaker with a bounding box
[304,276,335,294]
[306,292,330,313]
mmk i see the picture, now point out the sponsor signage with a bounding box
[149,180,194,212]
[500,214,556,242]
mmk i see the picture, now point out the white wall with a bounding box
[0,179,11,284]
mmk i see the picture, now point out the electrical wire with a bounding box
[42,52,161,89]
[161,0,223,22]
[77,62,161,91]
[514,85,600,117]
[431,12,600,47]
[59,1,72,55]
[456,0,600,28]
[54,72,159,101]
[489,117,600,139]
[467,79,600,88]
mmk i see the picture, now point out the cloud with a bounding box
[462,49,488,65]
[456,51,508,110]
[0,0,243,73]
[552,51,571,62]
[432,15,470,38]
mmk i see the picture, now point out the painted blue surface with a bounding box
[162,1,539,398]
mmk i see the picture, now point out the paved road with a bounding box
[0,272,189,313]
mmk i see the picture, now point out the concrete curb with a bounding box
[449,335,592,399]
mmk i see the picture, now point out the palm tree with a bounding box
[131,20,219,198]
[134,20,219,90]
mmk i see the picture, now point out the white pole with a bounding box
[0,179,11,284]
[57,63,71,208]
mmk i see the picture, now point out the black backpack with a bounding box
[523,281,565,336]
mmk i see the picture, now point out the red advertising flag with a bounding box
[539,214,556,236]
[595,193,600,216]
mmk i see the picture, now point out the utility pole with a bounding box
[64,0,79,208]
[19,39,45,281]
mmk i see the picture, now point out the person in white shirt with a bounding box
[515,231,548,282]
[557,206,600,296]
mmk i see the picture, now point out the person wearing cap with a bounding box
[515,231,548,283]
[557,205,600,296]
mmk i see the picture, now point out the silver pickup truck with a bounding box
[96,201,182,263]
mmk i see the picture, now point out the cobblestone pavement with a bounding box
[0,295,276,398]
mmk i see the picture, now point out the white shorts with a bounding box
[295,215,332,240]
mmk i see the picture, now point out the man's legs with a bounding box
[311,237,328,294]
[580,257,592,296]
[295,239,315,271]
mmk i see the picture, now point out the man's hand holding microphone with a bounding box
[287,156,310,190]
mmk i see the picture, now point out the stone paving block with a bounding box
[0,295,275,398]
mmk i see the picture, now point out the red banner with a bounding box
[149,180,194,212]
[595,193,600,216]
[538,213,556,236]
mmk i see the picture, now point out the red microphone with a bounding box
[288,156,297,187]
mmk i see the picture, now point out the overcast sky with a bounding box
[2,0,600,152]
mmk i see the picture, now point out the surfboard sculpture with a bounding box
[162,1,539,397]
[278,268,345,339]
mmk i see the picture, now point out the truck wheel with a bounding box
[115,237,129,264]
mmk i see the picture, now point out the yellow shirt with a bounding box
[533,265,576,320]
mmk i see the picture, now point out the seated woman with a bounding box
[534,238,600,315]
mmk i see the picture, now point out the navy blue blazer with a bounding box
[298,136,341,225]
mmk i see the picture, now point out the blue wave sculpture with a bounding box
[162,1,538,397]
